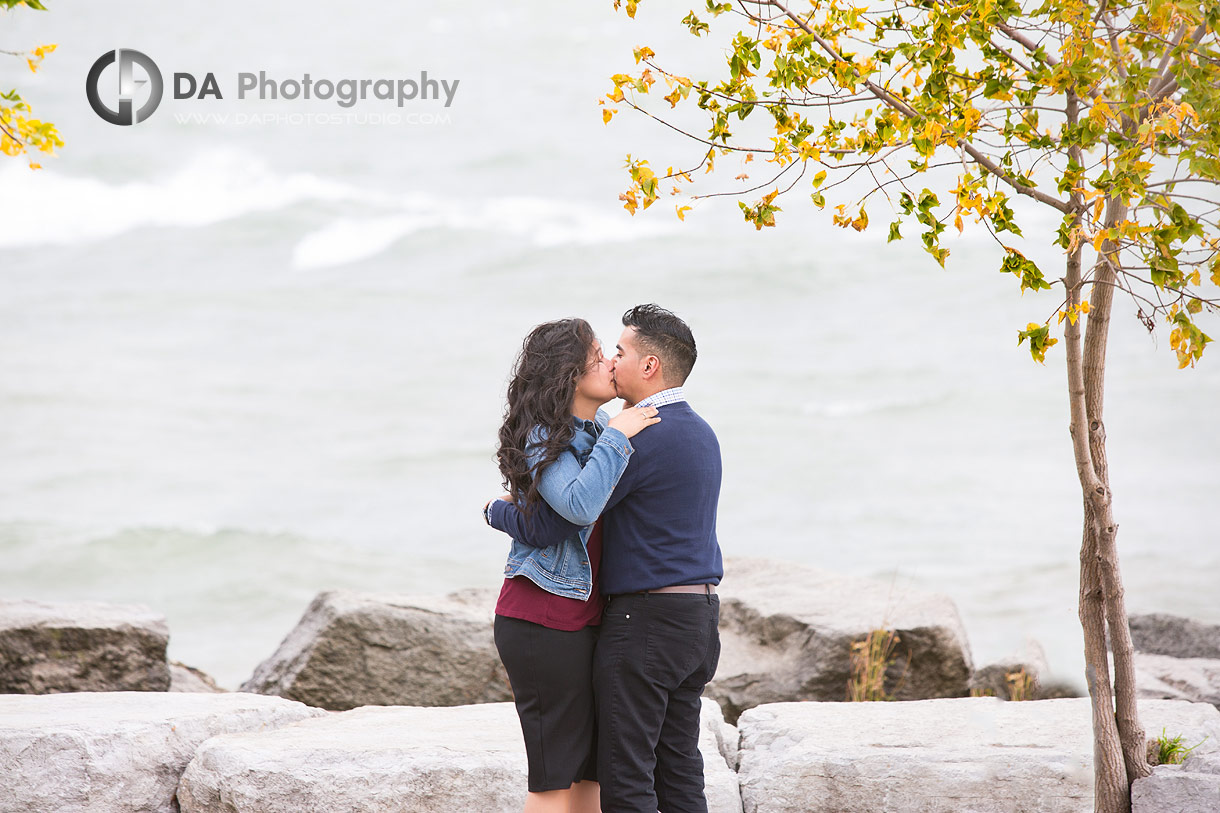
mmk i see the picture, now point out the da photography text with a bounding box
[86,49,460,127]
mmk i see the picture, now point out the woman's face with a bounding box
[574,340,616,406]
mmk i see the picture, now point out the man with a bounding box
[488,304,723,813]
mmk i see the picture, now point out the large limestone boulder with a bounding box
[1132,764,1220,813]
[0,598,170,693]
[241,589,511,710]
[179,699,741,813]
[1135,652,1220,709]
[170,661,227,693]
[711,558,972,720]
[0,691,325,813]
[968,639,1051,700]
[735,697,1220,813]
[968,639,1080,700]
[700,696,745,813]
[1129,613,1220,660]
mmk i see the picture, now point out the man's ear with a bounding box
[641,355,662,381]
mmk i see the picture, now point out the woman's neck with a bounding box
[571,396,600,423]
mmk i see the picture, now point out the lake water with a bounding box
[2,1,1217,689]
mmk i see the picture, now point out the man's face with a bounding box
[610,326,647,404]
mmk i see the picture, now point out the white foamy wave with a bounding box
[292,214,433,270]
[292,195,676,270]
[801,391,949,418]
[0,150,357,249]
[0,152,676,263]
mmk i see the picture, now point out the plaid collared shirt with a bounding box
[634,387,687,409]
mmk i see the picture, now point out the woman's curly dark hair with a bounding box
[497,318,597,513]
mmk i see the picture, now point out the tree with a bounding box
[1,0,62,168]
[602,1,1219,810]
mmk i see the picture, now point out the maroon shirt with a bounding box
[495,518,604,631]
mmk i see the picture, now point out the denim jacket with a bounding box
[502,409,633,600]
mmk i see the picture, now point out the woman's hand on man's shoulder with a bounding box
[607,405,661,439]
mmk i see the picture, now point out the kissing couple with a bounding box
[484,303,724,813]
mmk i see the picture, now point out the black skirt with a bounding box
[494,614,599,792]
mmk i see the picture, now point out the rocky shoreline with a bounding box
[3,557,1218,812]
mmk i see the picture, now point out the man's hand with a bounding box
[484,493,513,513]
[607,405,660,439]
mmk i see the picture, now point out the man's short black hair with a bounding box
[622,304,697,385]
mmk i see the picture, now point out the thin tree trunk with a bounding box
[1083,198,1151,787]
[1065,236,1129,813]
[1079,506,1127,812]
[1062,89,1131,813]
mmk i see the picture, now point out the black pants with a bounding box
[594,592,721,813]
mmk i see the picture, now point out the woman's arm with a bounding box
[488,498,581,549]
[533,427,633,525]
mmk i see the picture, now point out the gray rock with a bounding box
[968,639,1082,700]
[1135,652,1220,709]
[240,589,511,710]
[1182,750,1220,775]
[1130,613,1220,660]
[735,697,1220,813]
[969,638,1051,700]
[1132,766,1220,813]
[700,696,744,813]
[179,700,741,813]
[710,558,973,721]
[0,691,325,813]
[0,598,171,693]
[170,660,227,693]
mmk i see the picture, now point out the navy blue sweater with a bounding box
[490,401,723,594]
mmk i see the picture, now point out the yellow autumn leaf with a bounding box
[676,205,692,221]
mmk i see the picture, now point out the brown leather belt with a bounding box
[639,584,716,595]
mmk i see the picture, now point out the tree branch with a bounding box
[760,0,1073,214]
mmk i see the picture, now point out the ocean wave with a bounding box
[0,149,675,264]
[291,195,676,270]
[801,391,949,418]
[0,150,355,249]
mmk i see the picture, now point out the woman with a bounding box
[488,318,659,813]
